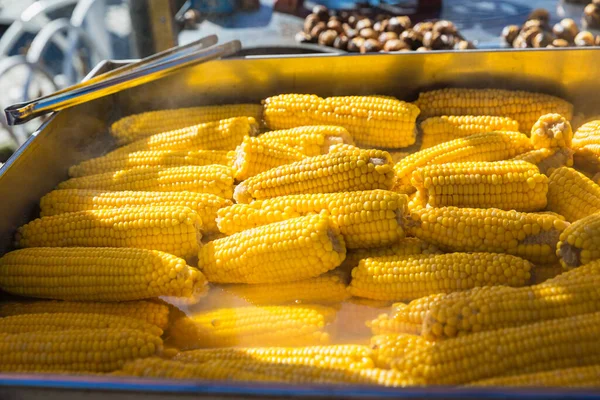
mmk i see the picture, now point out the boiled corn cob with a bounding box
[217,271,350,306]
[16,206,202,258]
[530,113,573,149]
[0,300,169,329]
[392,312,600,385]
[328,143,360,153]
[414,88,573,132]
[257,126,354,156]
[233,148,395,203]
[0,312,163,336]
[393,131,532,193]
[420,115,520,149]
[512,147,574,175]
[348,253,531,301]
[232,136,306,180]
[408,206,568,264]
[217,190,408,249]
[557,212,600,269]
[573,120,600,167]
[388,260,600,340]
[68,149,230,178]
[39,189,231,233]
[368,304,425,336]
[174,345,374,370]
[57,165,235,198]
[370,334,431,369]
[547,167,600,222]
[263,94,420,148]
[411,160,548,211]
[530,263,564,284]
[340,238,440,272]
[119,357,412,387]
[0,247,207,301]
[167,305,336,349]
[109,117,256,156]
[469,365,600,387]
[0,328,162,373]
[199,214,345,284]
[110,104,263,144]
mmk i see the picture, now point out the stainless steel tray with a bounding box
[1,48,600,399]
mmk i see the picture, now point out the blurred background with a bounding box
[0,0,596,162]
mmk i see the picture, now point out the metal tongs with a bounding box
[4,35,241,125]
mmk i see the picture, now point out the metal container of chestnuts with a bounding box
[296,5,475,53]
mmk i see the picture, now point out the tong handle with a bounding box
[5,36,240,125]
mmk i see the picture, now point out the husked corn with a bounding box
[420,115,520,149]
[393,132,532,193]
[572,120,600,167]
[39,189,230,233]
[217,191,408,249]
[547,167,600,222]
[512,147,573,175]
[110,104,263,144]
[232,136,306,180]
[414,88,573,132]
[408,206,569,264]
[557,212,600,269]
[199,214,345,284]
[257,126,354,156]
[348,253,531,301]
[57,165,235,198]
[263,94,420,148]
[233,148,395,203]
[411,160,548,211]
[0,247,207,301]
[530,113,573,149]
[15,206,202,259]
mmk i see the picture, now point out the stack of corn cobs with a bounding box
[1,87,600,388]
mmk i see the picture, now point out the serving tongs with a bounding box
[4,35,241,125]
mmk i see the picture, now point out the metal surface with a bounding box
[4,36,237,125]
[2,48,600,398]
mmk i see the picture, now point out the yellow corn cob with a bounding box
[263,94,420,148]
[469,365,600,387]
[110,104,263,144]
[167,305,335,349]
[39,189,231,233]
[217,271,350,306]
[512,147,574,175]
[0,328,162,373]
[393,312,600,385]
[393,131,533,193]
[0,300,169,329]
[530,263,565,284]
[328,143,360,153]
[232,136,306,180]
[340,238,440,272]
[0,312,163,336]
[411,160,548,211]
[199,214,345,284]
[530,113,573,149]
[368,308,423,336]
[57,165,235,198]
[119,357,412,387]
[109,117,257,157]
[408,206,569,264]
[0,247,207,301]
[68,149,230,178]
[572,120,600,167]
[174,345,374,370]
[233,148,395,203]
[547,167,600,222]
[370,334,431,369]
[348,253,531,301]
[217,191,407,249]
[16,206,202,258]
[414,88,574,132]
[420,115,520,149]
[389,260,600,341]
[257,126,354,156]
[557,212,600,269]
